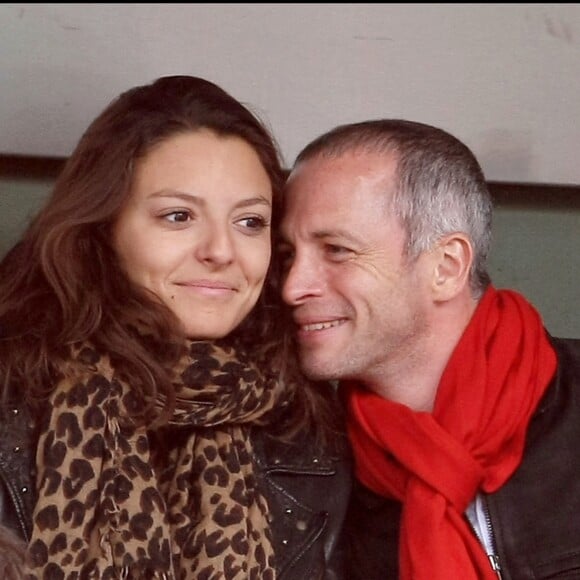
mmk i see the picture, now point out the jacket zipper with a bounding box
[488,554,503,578]
[482,495,504,580]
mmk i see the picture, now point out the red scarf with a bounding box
[343,286,557,579]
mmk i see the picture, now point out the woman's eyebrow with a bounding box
[148,190,271,209]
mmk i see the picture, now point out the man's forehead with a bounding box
[281,180,394,242]
[290,150,396,184]
[285,161,395,210]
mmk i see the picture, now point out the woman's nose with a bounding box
[194,224,234,266]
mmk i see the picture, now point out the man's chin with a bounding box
[297,353,337,381]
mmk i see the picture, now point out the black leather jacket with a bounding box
[344,337,580,580]
[253,425,351,579]
[0,400,351,580]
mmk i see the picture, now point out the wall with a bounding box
[0,158,58,254]
[1,4,579,184]
[488,184,579,338]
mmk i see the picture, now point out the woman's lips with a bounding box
[175,280,237,296]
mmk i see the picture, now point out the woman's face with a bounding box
[113,130,273,339]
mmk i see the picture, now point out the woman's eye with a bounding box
[163,211,191,223]
[237,216,269,231]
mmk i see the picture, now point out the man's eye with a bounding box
[325,244,352,260]
[327,244,348,254]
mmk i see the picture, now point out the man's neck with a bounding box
[357,296,479,412]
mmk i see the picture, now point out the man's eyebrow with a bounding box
[312,229,347,239]
[279,228,362,245]
[312,229,362,245]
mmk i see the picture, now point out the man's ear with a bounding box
[430,233,473,301]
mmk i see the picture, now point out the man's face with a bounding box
[281,150,432,386]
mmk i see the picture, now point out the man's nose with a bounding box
[282,252,323,305]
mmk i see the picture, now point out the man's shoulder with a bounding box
[531,334,580,422]
[551,335,580,348]
[550,335,580,368]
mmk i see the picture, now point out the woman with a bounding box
[0,75,350,579]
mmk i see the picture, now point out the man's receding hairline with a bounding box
[294,141,401,171]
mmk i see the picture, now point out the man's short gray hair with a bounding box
[294,119,493,297]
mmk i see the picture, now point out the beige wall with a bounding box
[1,4,580,184]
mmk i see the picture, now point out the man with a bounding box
[280,119,580,580]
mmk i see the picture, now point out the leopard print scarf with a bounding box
[26,340,285,579]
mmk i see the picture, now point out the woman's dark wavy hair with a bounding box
[0,76,336,436]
